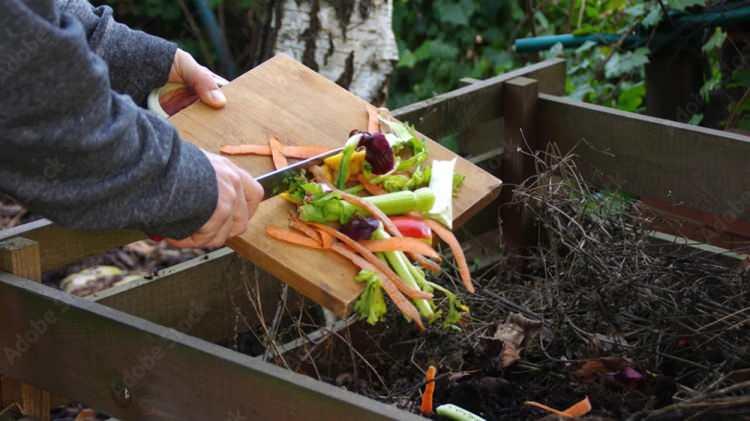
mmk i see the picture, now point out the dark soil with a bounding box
[263,149,750,420]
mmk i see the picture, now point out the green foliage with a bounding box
[102,0,737,123]
[389,1,521,108]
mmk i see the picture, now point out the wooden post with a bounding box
[501,77,539,256]
[645,46,706,122]
[0,238,51,421]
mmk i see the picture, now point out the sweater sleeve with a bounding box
[0,0,218,239]
[55,0,177,106]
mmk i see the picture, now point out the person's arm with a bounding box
[0,0,261,245]
[54,0,175,106]
[56,0,228,110]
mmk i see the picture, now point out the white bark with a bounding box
[273,0,398,102]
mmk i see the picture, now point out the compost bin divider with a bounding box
[0,272,426,420]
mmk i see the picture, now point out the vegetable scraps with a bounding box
[420,365,437,416]
[264,106,471,330]
[524,396,592,418]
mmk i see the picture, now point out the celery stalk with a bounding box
[299,188,436,224]
[427,158,457,229]
[372,228,435,320]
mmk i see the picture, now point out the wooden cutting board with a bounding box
[169,54,502,316]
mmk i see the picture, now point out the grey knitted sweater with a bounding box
[0,0,218,239]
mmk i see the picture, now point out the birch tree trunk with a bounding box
[246,0,398,103]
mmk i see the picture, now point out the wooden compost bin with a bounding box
[2,58,750,420]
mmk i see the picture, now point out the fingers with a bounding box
[239,170,264,219]
[170,49,227,109]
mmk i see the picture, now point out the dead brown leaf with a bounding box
[492,313,542,368]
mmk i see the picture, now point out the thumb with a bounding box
[189,67,227,109]
[178,52,227,109]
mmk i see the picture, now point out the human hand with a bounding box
[166,152,264,249]
[168,49,230,109]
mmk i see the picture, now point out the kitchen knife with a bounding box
[255,146,343,200]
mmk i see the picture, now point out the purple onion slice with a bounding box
[358,132,395,175]
[340,217,379,240]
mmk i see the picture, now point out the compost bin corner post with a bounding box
[0,237,59,421]
[501,77,540,263]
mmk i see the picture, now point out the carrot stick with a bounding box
[357,174,387,195]
[330,242,424,330]
[335,189,441,273]
[524,396,592,418]
[220,144,271,156]
[366,104,380,133]
[289,216,322,245]
[268,136,288,169]
[310,223,432,301]
[361,238,441,260]
[318,228,333,249]
[425,220,475,294]
[220,144,331,159]
[283,145,332,159]
[266,226,323,249]
[420,365,437,416]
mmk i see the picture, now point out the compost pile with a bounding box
[257,147,750,420]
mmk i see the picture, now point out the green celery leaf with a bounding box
[354,270,388,325]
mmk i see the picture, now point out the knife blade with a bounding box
[256,146,343,200]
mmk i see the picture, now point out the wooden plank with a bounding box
[0,238,51,421]
[92,249,299,344]
[393,58,565,140]
[169,54,502,317]
[2,222,143,273]
[537,94,750,232]
[501,78,540,254]
[0,273,423,421]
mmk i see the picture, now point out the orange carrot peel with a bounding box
[425,219,475,294]
[420,365,437,416]
[524,396,592,418]
[268,136,288,169]
[266,226,323,249]
[360,238,441,260]
[310,224,432,301]
[220,143,331,159]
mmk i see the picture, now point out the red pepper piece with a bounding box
[391,216,432,239]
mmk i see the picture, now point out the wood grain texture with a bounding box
[538,94,750,231]
[501,77,539,254]
[0,238,50,421]
[170,54,503,316]
[0,273,424,421]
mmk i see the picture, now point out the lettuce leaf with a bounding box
[354,270,388,325]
